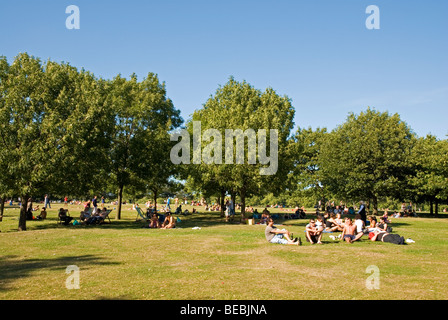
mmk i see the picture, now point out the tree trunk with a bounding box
[372,195,378,215]
[0,195,5,222]
[116,184,124,220]
[153,189,158,214]
[240,187,246,223]
[320,189,326,211]
[18,194,29,231]
[429,199,434,215]
[435,199,439,216]
[230,190,236,222]
[220,189,225,217]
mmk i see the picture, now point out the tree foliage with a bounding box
[184,77,295,219]
[0,53,182,229]
[105,73,182,219]
[319,108,416,213]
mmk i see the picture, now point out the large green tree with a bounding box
[182,77,295,221]
[0,56,15,221]
[319,108,416,214]
[0,53,110,230]
[289,127,328,210]
[105,73,182,219]
[0,53,111,230]
[43,60,114,199]
[409,135,448,215]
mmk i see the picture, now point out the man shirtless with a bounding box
[341,217,363,243]
[161,211,176,229]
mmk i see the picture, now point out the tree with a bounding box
[0,56,15,221]
[0,53,54,230]
[183,77,295,221]
[289,127,328,210]
[42,60,114,199]
[137,128,182,214]
[409,135,448,215]
[0,53,112,230]
[319,108,416,214]
[105,73,182,219]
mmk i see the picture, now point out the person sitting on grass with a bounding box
[36,207,47,220]
[377,216,392,233]
[325,213,339,232]
[305,218,323,244]
[316,215,325,233]
[366,216,379,232]
[161,211,176,229]
[381,211,391,223]
[80,201,93,222]
[59,208,73,226]
[260,210,270,225]
[341,217,363,243]
[85,208,109,225]
[149,212,161,228]
[297,208,306,219]
[265,217,301,245]
[354,214,365,235]
[332,213,345,232]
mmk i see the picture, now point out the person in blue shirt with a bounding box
[166,197,171,210]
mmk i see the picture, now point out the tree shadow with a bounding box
[0,254,120,292]
[25,217,148,231]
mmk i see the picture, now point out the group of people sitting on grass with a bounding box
[257,207,307,224]
[305,213,412,245]
[78,206,111,225]
[265,212,414,246]
[146,211,177,229]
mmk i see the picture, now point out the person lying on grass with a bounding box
[265,217,301,245]
[369,229,411,245]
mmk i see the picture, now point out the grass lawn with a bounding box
[1,203,447,300]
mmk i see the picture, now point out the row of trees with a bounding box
[0,53,182,230]
[1,53,447,230]
[288,111,448,215]
[183,95,448,219]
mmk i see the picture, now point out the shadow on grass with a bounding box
[16,210,447,233]
[24,211,237,231]
[28,218,143,231]
[0,254,120,292]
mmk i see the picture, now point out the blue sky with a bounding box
[1,0,447,138]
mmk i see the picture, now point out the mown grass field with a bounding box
[1,203,447,300]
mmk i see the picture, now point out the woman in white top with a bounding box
[354,214,365,234]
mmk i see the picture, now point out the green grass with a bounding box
[1,204,447,300]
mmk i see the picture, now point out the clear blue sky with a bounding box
[1,0,447,138]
